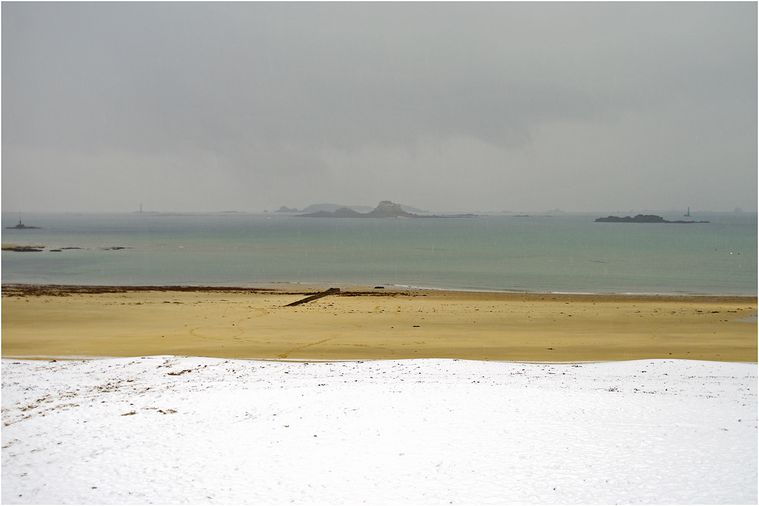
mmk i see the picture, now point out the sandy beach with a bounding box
[2,284,756,362]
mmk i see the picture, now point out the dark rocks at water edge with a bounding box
[1,245,45,252]
[595,214,709,224]
[300,200,476,219]
[2,245,132,253]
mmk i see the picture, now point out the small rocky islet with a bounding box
[6,220,41,230]
[595,214,709,224]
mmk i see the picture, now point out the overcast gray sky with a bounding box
[3,2,756,213]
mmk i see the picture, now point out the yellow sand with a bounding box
[2,288,756,362]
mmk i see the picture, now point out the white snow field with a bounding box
[2,357,756,504]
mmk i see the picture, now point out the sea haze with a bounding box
[2,212,756,295]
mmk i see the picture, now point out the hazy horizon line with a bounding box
[2,207,754,216]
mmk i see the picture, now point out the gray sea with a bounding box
[2,212,756,295]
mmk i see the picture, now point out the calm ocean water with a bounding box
[2,212,756,295]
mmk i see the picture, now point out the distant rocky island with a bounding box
[277,202,430,215]
[595,214,709,224]
[300,200,476,219]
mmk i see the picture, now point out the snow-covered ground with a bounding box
[2,357,756,504]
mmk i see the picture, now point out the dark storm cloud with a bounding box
[2,2,756,212]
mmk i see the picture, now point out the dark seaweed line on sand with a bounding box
[1,284,753,304]
[1,284,404,298]
[2,285,278,297]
